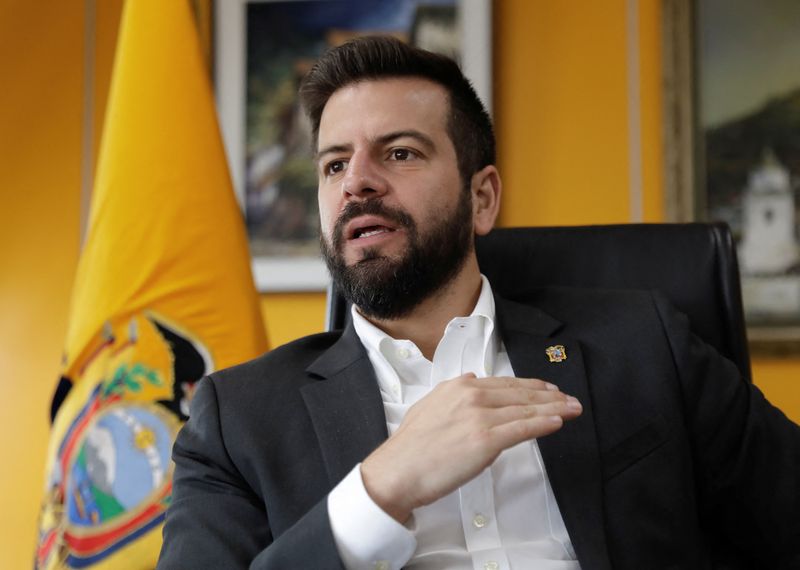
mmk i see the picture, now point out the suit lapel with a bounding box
[301,323,388,487]
[496,295,612,570]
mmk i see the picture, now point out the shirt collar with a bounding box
[351,274,499,376]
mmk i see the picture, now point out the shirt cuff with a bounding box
[327,463,416,570]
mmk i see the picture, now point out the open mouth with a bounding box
[353,225,395,239]
[345,215,401,242]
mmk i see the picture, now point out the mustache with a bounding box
[332,200,416,249]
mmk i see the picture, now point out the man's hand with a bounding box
[360,374,582,523]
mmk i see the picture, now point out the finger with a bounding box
[476,386,571,408]
[489,415,567,449]
[474,376,561,392]
[485,397,583,425]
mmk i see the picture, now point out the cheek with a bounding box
[317,194,336,236]
[424,176,461,213]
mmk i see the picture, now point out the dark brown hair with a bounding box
[298,35,495,185]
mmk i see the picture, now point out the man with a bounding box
[158,37,799,569]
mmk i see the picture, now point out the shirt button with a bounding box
[374,561,390,570]
[484,562,499,570]
[397,347,410,359]
[472,513,488,529]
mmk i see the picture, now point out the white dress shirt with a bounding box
[327,276,580,570]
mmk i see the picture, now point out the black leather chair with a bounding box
[326,223,752,382]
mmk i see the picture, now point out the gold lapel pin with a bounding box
[545,344,567,363]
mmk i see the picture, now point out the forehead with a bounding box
[318,77,450,147]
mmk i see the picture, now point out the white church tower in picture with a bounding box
[738,149,799,275]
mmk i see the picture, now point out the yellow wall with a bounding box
[1,1,797,567]
[495,0,664,225]
[752,358,800,422]
[0,1,84,566]
[496,1,632,225]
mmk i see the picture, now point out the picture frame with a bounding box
[215,0,492,292]
[663,0,800,355]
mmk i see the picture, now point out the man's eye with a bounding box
[325,160,347,175]
[389,148,417,161]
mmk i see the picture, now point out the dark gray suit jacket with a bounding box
[158,288,800,569]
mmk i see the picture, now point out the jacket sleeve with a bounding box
[157,377,345,570]
[652,293,800,569]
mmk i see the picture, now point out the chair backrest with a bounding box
[326,223,752,381]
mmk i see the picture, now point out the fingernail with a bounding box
[567,396,582,410]
[545,382,559,391]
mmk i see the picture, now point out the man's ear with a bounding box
[470,165,502,236]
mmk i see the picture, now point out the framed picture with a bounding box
[215,0,492,291]
[663,0,800,354]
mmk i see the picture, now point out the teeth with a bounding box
[358,228,389,238]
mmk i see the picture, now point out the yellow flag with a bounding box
[36,1,268,568]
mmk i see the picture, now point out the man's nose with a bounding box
[341,153,388,200]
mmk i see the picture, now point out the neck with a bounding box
[360,255,483,360]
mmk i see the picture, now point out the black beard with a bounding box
[321,192,473,320]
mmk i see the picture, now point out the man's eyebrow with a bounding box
[315,130,436,163]
[315,143,352,163]
[375,130,436,151]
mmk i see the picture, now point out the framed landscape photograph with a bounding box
[664,0,800,353]
[215,0,492,291]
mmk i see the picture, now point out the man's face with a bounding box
[316,78,474,319]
